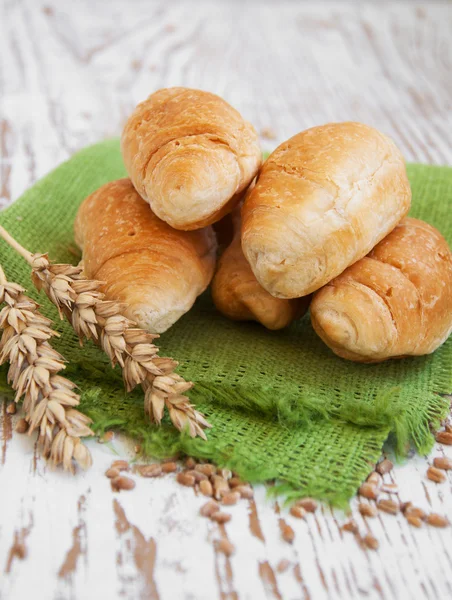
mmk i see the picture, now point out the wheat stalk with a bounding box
[0,263,93,471]
[0,225,211,439]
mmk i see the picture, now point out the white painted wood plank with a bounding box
[1,1,452,598]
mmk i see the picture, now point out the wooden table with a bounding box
[1,1,452,598]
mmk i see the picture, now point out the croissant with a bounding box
[212,209,309,330]
[121,87,262,231]
[74,179,217,333]
[310,218,452,362]
[241,122,411,299]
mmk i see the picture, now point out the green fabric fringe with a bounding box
[0,139,451,505]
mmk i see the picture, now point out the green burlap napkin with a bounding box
[1,139,451,505]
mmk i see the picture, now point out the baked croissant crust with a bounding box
[121,87,262,231]
[310,217,452,362]
[212,210,309,330]
[74,179,217,333]
[242,122,411,299]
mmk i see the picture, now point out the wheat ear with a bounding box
[0,226,211,439]
[0,263,93,471]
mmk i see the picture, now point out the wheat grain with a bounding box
[376,459,393,475]
[289,506,306,519]
[280,521,295,544]
[37,255,211,438]
[377,499,399,514]
[15,418,29,434]
[426,513,449,528]
[359,482,379,500]
[212,475,230,500]
[111,475,136,491]
[222,491,240,505]
[210,511,231,524]
[195,463,216,477]
[342,520,359,534]
[235,485,254,499]
[0,226,210,439]
[136,464,162,478]
[228,476,245,488]
[177,472,195,487]
[366,472,383,487]
[99,431,114,443]
[0,265,92,471]
[435,431,452,445]
[215,539,235,557]
[296,498,318,513]
[199,480,213,497]
[105,467,120,479]
[358,503,378,518]
[404,506,426,520]
[200,500,220,517]
[111,460,129,471]
[186,469,208,483]
[363,534,379,551]
[433,456,452,470]
[217,468,232,480]
[427,466,446,483]
[161,461,178,474]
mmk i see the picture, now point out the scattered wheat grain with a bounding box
[433,456,452,470]
[111,475,135,491]
[363,534,379,550]
[290,506,306,519]
[105,467,120,479]
[358,503,377,518]
[435,431,452,445]
[137,464,162,478]
[185,457,196,469]
[296,498,318,513]
[15,418,29,434]
[427,466,446,483]
[162,462,178,473]
[177,472,195,487]
[280,522,295,544]
[342,520,358,534]
[195,464,216,477]
[377,499,399,515]
[200,500,219,517]
[367,472,383,487]
[199,480,213,497]
[222,491,240,506]
[405,506,426,521]
[359,483,379,500]
[235,485,254,499]
[111,460,129,472]
[215,539,235,556]
[186,469,208,482]
[426,513,449,528]
[376,459,393,475]
[406,514,423,528]
[211,511,232,524]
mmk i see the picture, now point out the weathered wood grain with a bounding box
[1,0,452,598]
